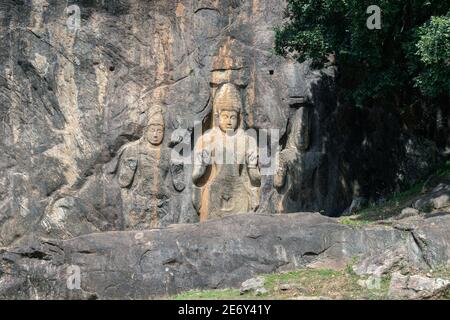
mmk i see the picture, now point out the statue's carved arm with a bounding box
[274,150,287,189]
[274,165,287,189]
[246,150,261,187]
[118,157,138,188]
[192,149,210,185]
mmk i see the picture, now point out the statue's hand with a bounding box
[171,161,186,192]
[118,158,138,188]
[275,151,285,173]
[126,158,138,170]
[194,150,207,166]
[251,197,259,212]
[200,149,211,166]
[192,150,209,184]
[246,152,258,168]
[168,135,183,148]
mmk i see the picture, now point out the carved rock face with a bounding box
[1,0,333,243]
[0,0,437,243]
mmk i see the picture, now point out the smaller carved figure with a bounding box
[117,106,185,230]
[274,107,310,212]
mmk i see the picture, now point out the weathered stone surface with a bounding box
[0,0,327,244]
[255,287,268,296]
[0,213,448,300]
[273,106,312,213]
[396,207,420,220]
[393,213,450,268]
[353,245,426,277]
[388,273,450,299]
[414,178,450,212]
[353,213,450,278]
[357,276,381,289]
[0,0,442,247]
[240,276,265,294]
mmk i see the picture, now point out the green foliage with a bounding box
[169,267,393,300]
[340,216,373,226]
[436,160,450,177]
[169,265,450,300]
[171,288,241,300]
[415,14,450,97]
[275,0,450,105]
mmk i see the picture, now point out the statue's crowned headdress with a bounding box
[148,105,165,127]
[214,83,242,113]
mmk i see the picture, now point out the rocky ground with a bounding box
[340,164,450,225]
[170,267,450,300]
[168,168,450,300]
[1,177,449,299]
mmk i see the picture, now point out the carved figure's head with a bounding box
[147,106,165,146]
[214,83,242,133]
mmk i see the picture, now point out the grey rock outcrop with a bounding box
[388,273,450,299]
[396,207,420,220]
[0,212,448,299]
[414,178,450,212]
[240,276,265,295]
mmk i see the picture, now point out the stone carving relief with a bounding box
[274,106,311,213]
[117,105,185,230]
[192,83,261,221]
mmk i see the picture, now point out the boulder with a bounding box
[240,277,265,295]
[414,179,450,212]
[388,273,450,299]
[396,207,420,220]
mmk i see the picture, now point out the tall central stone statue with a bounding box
[192,83,261,221]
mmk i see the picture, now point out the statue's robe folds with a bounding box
[118,140,179,230]
[193,128,259,221]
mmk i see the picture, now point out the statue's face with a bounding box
[218,110,238,133]
[147,124,164,146]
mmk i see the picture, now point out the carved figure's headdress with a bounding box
[214,83,242,113]
[148,105,165,127]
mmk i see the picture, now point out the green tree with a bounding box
[274,0,450,106]
[415,14,450,97]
